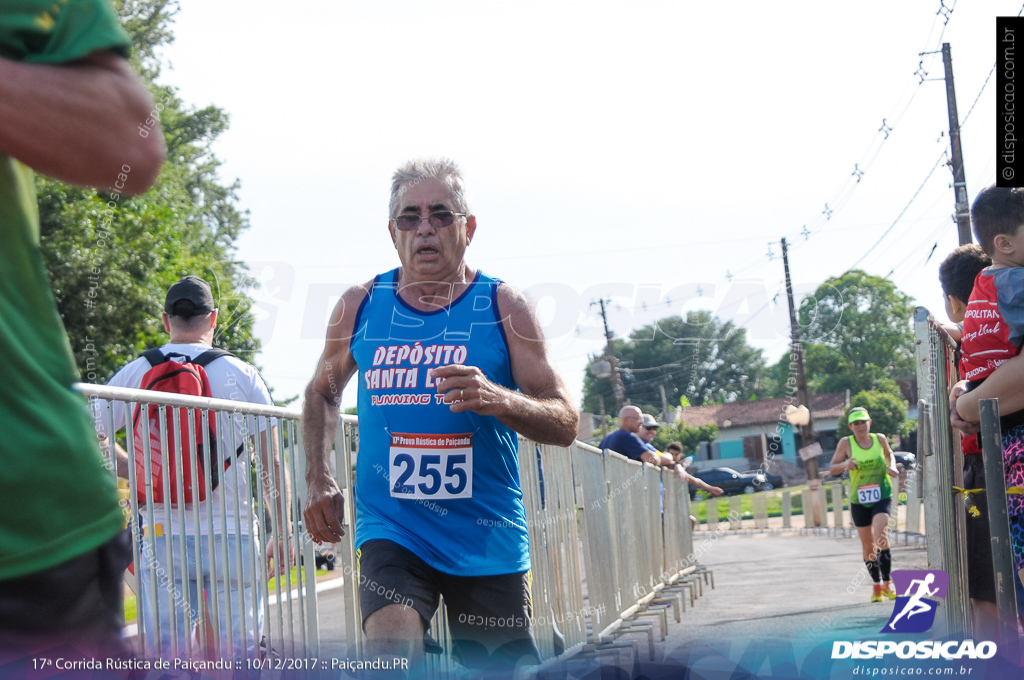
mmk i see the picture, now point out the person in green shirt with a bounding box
[0,0,165,666]
[828,407,900,603]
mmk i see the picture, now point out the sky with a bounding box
[157,0,1022,411]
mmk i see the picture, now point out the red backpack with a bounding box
[131,348,234,505]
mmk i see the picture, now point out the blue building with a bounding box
[674,392,848,476]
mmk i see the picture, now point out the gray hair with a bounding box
[389,157,472,219]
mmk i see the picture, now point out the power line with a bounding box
[848,151,948,270]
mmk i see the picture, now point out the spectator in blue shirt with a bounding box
[599,406,661,463]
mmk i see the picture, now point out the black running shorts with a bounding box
[356,538,540,670]
[850,497,892,528]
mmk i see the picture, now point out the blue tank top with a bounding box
[349,268,529,576]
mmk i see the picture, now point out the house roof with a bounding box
[674,392,847,429]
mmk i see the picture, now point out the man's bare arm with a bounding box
[432,285,579,446]
[0,50,165,192]
[301,285,365,543]
[955,353,1024,423]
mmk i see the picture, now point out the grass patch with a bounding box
[692,484,851,524]
[123,566,329,621]
[267,566,328,591]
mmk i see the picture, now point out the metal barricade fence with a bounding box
[82,380,735,671]
[661,471,689,577]
[330,416,363,664]
[605,452,645,616]
[518,440,556,660]
[643,466,663,598]
[78,383,317,662]
[913,307,979,638]
[536,442,588,655]
[571,443,621,641]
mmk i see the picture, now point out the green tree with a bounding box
[836,389,911,440]
[797,270,915,393]
[38,0,258,382]
[769,346,904,398]
[582,311,766,414]
[653,423,718,457]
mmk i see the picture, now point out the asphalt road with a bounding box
[310,530,1024,679]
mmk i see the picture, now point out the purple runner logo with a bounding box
[881,570,949,634]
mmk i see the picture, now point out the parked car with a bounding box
[893,451,916,472]
[689,467,780,499]
[744,469,785,490]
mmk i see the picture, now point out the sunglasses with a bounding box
[392,210,467,231]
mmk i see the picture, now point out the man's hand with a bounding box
[432,364,509,416]
[265,537,295,578]
[709,486,724,496]
[949,380,981,435]
[303,475,346,544]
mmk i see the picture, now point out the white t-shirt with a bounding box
[95,343,276,536]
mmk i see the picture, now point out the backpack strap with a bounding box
[193,348,235,368]
[192,348,245,462]
[141,348,167,367]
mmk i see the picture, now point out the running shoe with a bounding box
[871,584,885,603]
[882,581,897,600]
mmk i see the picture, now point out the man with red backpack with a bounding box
[95,276,288,659]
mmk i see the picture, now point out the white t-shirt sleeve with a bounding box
[92,356,148,439]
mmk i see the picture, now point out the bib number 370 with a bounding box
[857,483,881,505]
[389,432,473,500]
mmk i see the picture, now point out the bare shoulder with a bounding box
[308,279,374,401]
[325,279,375,341]
[494,282,570,401]
[495,282,544,343]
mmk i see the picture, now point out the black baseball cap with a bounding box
[164,276,215,316]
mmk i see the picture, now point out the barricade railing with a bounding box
[320,425,715,675]
[541,442,589,654]
[905,468,923,535]
[913,306,985,638]
[830,482,844,534]
[330,416,363,664]
[570,443,621,641]
[78,383,316,663]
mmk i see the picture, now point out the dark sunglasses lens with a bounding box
[429,211,456,228]
[396,215,420,230]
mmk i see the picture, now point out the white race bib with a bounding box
[857,483,881,505]
[389,432,473,500]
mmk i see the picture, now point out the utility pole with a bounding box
[781,238,822,526]
[595,298,625,413]
[942,43,972,245]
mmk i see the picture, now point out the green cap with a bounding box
[847,407,870,423]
